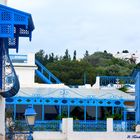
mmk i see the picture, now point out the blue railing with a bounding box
[15,120,62,131]
[9,54,27,63]
[14,120,135,132]
[99,76,135,87]
[35,59,61,84]
[34,120,62,131]
[113,120,135,132]
[73,120,106,132]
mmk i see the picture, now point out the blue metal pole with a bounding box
[112,106,114,115]
[14,104,16,121]
[135,72,140,124]
[0,39,3,90]
[123,108,127,131]
[59,105,61,118]
[96,106,98,122]
[42,104,44,121]
[84,106,86,121]
[68,105,70,117]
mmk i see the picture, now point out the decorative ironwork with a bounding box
[113,120,135,132]
[6,97,126,107]
[73,120,106,132]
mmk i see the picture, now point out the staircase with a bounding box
[35,60,61,84]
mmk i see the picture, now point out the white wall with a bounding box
[0,97,5,140]
[15,67,36,85]
[13,53,37,85]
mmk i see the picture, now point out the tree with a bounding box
[84,50,89,57]
[122,50,129,53]
[63,49,71,60]
[73,50,76,60]
[35,49,45,64]
[48,53,54,62]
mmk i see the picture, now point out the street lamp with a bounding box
[25,105,37,140]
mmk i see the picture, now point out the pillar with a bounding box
[107,118,113,132]
[0,97,5,139]
[84,106,86,121]
[96,106,98,122]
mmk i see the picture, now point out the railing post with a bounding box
[107,118,113,132]
[62,118,67,134]
[136,125,140,133]
[67,118,73,134]
[62,118,73,134]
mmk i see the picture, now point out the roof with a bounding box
[0,4,35,52]
[16,87,135,101]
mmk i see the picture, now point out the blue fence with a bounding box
[73,120,106,132]
[99,76,135,86]
[73,120,135,132]
[14,120,62,131]
[34,120,62,131]
[14,120,135,132]
[113,120,135,132]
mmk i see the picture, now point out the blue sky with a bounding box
[8,0,140,58]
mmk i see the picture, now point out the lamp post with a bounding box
[25,106,37,140]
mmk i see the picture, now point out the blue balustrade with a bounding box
[35,59,61,84]
[100,76,135,87]
[34,120,62,131]
[9,54,27,63]
[73,120,106,132]
[14,120,62,131]
[113,120,135,132]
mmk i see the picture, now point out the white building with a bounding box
[113,51,140,64]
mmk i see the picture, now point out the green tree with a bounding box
[73,50,76,61]
[63,49,71,61]
[35,49,45,64]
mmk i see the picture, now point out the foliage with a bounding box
[35,50,136,85]
[118,86,128,92]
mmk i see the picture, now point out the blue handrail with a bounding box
[35,59,61,84]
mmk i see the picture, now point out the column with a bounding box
[68,105,70,118]
[0,97,5,139]
[107,118,113,132]
[96,106,98,122]
[42,104,44,121]
[59,105,61,118]
[14,104,16,120]
[84,106,86,121]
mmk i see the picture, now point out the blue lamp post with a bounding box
[25,106,37,140]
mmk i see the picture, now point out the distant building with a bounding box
[113,50,140,64]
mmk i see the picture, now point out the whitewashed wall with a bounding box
[14,53,37,86]
[0,97,5,140]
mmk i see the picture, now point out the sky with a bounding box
[7,0,140,58]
